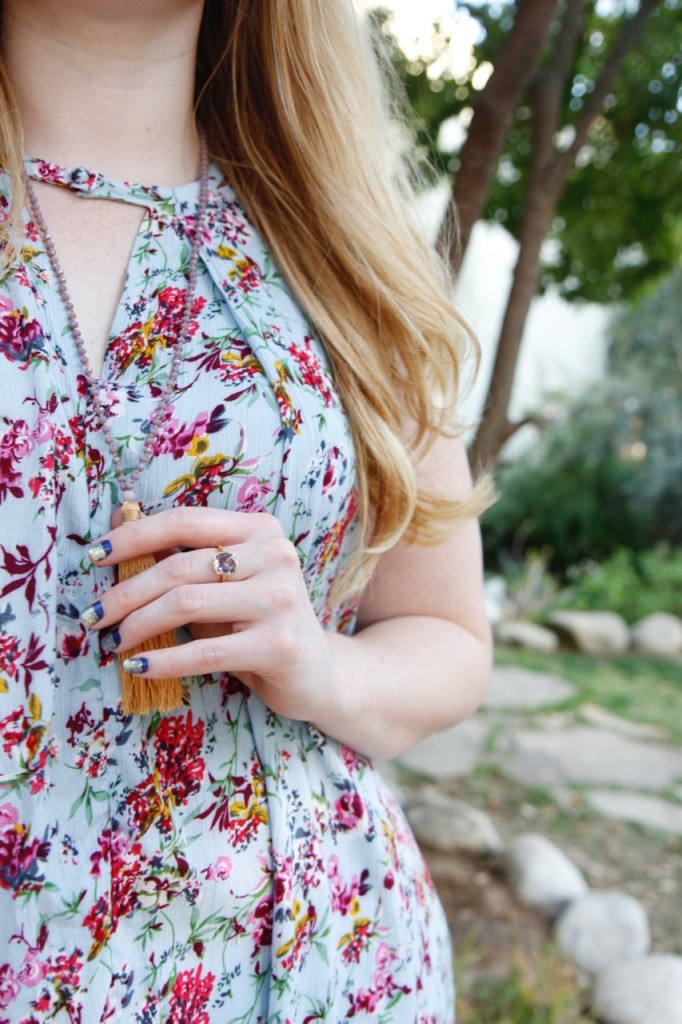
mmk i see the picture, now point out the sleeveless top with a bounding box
[0,158,455,1022]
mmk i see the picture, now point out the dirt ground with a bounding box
[419,768,682,980]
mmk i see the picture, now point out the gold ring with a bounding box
[213,545,238,581]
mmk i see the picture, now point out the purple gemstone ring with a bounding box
[213,546,238,581]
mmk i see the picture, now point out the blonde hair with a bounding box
[1,0,496,600]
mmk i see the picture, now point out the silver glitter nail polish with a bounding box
[122,656,149,674]
[80,601,104,628]
[88,540,112,563]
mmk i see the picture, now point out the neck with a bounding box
[3,0,205,185]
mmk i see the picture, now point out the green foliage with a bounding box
[550,544,682,621]
[483,262,682,570]
[608,264,682,386]
[482,379,646,574]
[379,0,682,302]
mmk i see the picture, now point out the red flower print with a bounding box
[334,790,365,831]
[126,712,205,835]
[0,298,44,364]
[249,894,274,956]
[0,818,50,894]
[82,829,148,958]
[167,963,215,1024]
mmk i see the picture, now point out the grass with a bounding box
[492,646,682,744]
[456,943,592,1024]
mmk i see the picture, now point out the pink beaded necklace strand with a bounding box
[24,133,210,715]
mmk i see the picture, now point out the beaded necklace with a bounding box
[24,132,210,715]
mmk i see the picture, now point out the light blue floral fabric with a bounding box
[0,159,455,1023]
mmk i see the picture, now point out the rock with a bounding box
[484,575,510,625]
[397,717,490,780]
[580,703,665,740]
[631,612,682,657]
[547,610,630,655]
[495,620,559,653]
[555,890,650,975]
[591,955,682,1024]
[483,665,575,710]
[404,788,504,856]
[503,726,682,789]
[504,832,588,915]
[585,790,682,836]
[374,760,408,808]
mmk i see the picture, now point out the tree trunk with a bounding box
[466,0,659,473]
[438,0,562,269]
[468,194,556,474]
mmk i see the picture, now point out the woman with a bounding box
[0,0,495,1020]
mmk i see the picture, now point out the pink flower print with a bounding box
[18,955,47,987]
[0,964,20,1008]
[347,942,411,1018]
[152,408,209,460]
[236,475,272,513]
[0,419,36,460]
[34,161,63,183]
[374,941,397,973]
[0,804,18,829]
[335,790,365,831]
[204,855,233,881]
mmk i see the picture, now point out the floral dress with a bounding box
[0,158,455,1023]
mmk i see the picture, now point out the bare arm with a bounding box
[311,432,493,760]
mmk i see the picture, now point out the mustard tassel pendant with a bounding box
[116,501,185,715]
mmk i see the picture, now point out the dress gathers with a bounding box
[0,159,455,1023]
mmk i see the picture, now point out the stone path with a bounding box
[390,664,682,836]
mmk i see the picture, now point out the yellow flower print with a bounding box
[187,434,210,457]
[20,245,41,264]
[228,796,269,825]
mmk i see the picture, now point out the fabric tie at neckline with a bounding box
[22,156,204,207]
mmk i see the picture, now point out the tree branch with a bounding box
[438,0,562,266]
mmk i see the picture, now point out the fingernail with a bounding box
[80,601,104,628]
[101,628,121,654]
[123,656,149,675]
[89,540,112,563]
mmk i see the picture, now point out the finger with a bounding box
[117,579,282,652]
[88,507,283,565]
[120,628,276,680]
[80,545,252,631]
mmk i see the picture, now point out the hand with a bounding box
[80,506,338,722]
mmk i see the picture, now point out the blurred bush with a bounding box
[549,545,682,622]
[482,267,682,578]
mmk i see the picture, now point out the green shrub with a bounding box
[547,544,682,622]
